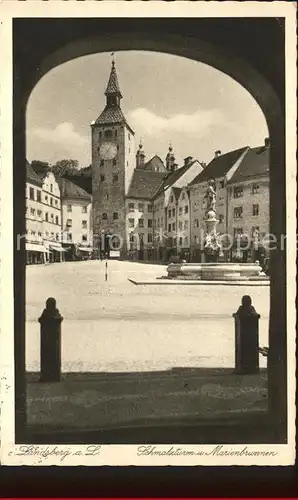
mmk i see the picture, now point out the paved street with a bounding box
[26,260,269,372]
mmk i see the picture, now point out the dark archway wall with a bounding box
[14,18,286,442]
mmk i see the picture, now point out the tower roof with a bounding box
[104,60,123,98]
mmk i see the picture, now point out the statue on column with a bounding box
[204,179,216,214]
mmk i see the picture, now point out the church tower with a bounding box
[91,57,135,256]
[166,144,177,171]
[136,140,146,168]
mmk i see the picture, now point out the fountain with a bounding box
[166,179,268,282]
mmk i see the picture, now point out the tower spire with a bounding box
[104,54,123,103]
[136,138,146,168]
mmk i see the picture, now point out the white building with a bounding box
[59,178,93,260]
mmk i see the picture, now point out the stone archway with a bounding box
[14,19,286,442]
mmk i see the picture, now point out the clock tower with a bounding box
[91,58,135,256]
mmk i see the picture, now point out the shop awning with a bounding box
[26,242,46,253]
[49,243,66,252]
[77,246,93,252]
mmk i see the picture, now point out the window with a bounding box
[29,187,34,200]
[172,208,176,217]
[148,219,153,228]
[38,232,42,238]
[55,215,59,225]
[184,205,189,214]
[104,130,113,138]
[82,235,88,242]
[179,237,183,245]
[147,204,153,213]
[168,224,171,232]
[234,207,243,219]
[182,193,185,200]
[100,174,105,182]
[113,174,118,182]
[184,220,189,230]
[99,132,102,140]
[50,184,53,193]
[55,199,58,206]
[45,195,48,202]
[100,160,104,167]
[37,210,42,218]
[172,223,176,232]
[82,220,87,229]
[45,213,49,222]
[117,145,119,150]
[219,180,225,189]
[147,233,153,243]
[128,218,134,228]
[102,213,108,220]
[66,218,72,227]
[31,231,36,237]
[129,233,134,243]
[219,214,224,223]
[115,130,117,137]
[168,209,171,218]
[113,212,119,220]
[50,197,53,206]
[67,233,72,242]
[56,233,59,241]
[252,183,260,194]
[138,218,144,228]
[51,232,54,239]
[179,207,182,215]
[128,133,131,141]
[194,218,199,228]
[30,208,35,216]
[179,221,183,230]
[233,228,243,237]
[128,203,135,212]
[36,190,41,202]
[252,226,260,237]
[82,206,87,213]
[233,186,244,198]
[67,204,72,212]
[252,204,259,216]
[170,196,173,203]
[184,236,189,245]
[138,203,144,212]
[113,159,117,166]
[51,214,54,221]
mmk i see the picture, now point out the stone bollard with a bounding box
[38,297,63,382]
[233,295,260,374]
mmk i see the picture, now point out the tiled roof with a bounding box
[58,177,91,200]
[189,147,248,185]
[153,162,192,198]
[143,155,166,172]
[30,162,50,181]
[127,169,166,200]
[229,145,269,183]
[105,62,122,97]
[26,161,43,186]
[95,105,126,126]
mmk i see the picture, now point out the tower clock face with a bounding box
[99,141,117,160]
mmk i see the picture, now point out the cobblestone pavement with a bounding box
[26,260,269,372]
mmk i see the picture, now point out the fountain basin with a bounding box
[167,262,267,281]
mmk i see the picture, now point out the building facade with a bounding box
[59,178,93,260]
[41,171,64,262]
[227,142,270,263]
[25,162,45,264]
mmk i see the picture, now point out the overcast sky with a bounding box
[26,50,268,169]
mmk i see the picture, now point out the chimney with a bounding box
[264,137,270,148]
[184,156,193,166]
[215,150,222,158]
